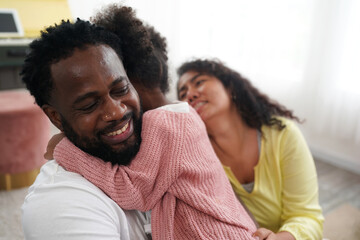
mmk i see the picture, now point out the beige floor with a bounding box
[315,159,360,239]
[0,187,27,240]
[316,159,360,215]
[323,203,360,240]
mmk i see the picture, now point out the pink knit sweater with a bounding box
[54,106,257,239]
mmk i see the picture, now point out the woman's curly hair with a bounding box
[177,59,300,130]
[92,4,170,93]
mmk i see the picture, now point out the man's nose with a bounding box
[102,97,127,122]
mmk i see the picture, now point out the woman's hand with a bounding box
[253,228,295,240]
[44,132,65,160]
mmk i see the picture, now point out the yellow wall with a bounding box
[0,0,72,38]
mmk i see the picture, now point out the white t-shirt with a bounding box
[22,160,150,240]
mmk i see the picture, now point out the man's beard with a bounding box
[60,112,142,166]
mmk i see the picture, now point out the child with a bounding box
[53,101,257,240]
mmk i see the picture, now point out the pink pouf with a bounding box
[0,89,50,190]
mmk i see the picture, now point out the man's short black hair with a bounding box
[21,19,124,107]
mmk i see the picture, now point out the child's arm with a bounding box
[44,132,64,160]
[54,109,185,211]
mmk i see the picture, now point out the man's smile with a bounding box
[101,118,134,145]
[106,122,129,136]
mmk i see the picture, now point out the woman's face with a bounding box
[178,71,232,122]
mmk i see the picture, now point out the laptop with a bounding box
[0,9,24,38]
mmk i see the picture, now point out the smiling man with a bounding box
[21,19,148,240]
[47,44,142,166]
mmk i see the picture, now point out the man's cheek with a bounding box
[74,118,97,137]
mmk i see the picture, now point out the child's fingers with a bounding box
[253,228,274,240]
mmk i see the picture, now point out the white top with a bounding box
[22,160,150,240]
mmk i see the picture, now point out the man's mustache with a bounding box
[99,111,134,135]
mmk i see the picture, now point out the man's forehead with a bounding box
[49,44,129,102]
[51,45,124,79]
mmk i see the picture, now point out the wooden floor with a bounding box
[315,158,360,215]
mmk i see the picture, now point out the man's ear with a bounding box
[42,104,63,131]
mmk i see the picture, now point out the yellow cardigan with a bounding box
[223,117,324,240]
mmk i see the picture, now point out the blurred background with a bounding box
[1,0,359,173]
[0,0,359,239]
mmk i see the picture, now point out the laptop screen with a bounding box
[0,9,24,37]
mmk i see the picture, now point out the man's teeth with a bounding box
[106,122,129,136]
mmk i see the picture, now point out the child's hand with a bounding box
[44,133,65,160]
[253,228,295,240]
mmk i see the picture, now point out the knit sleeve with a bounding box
[54,109,186,211]
[278,121,324,239]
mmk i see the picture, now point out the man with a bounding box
[21,19,150,239]
[22,4,174,238]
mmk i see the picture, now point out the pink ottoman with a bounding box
[0,89,50,190]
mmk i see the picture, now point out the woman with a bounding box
[177,59,324,240]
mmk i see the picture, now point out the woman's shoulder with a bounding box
[273,116,296,125]
[261,116,302,143]
[263,116,298,131]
